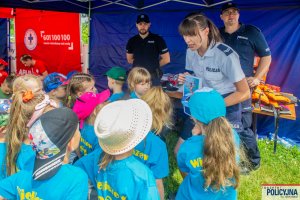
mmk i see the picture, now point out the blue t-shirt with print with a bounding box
[108,92,125,102]
[0,164,88,200]
[176,130,240,200]
[134,131,169,179]
[0,143,35,180]
[75,149,160,200]
[79,123,100,157]
[130,91,139,99]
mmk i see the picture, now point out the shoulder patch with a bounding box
[217,44,233,56]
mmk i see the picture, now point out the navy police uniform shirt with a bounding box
[126,32,169,73]
[219,24,271,77]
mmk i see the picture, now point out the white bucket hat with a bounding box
[94,99,152,155]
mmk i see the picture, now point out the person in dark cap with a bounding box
[0,108,88,199]
[126,14,170,86]
[219,2,272,173]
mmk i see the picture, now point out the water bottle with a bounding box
[268,132,274,141]
[278,137,293,148]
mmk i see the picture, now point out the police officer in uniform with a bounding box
[126,14,170,85]
[219,3,272,172]
[174,14,250,159]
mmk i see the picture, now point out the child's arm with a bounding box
[156,179,164,200]
[0,171,23,199]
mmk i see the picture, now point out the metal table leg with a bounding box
[273,109,280,153]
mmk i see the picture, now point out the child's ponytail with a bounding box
[99,152,115,170]
[202,117,240,190]
[5,89,45,176]
[141,86,173,134]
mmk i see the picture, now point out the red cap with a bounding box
[0,59,8,66]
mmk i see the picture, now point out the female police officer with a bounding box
[174,14,251,163]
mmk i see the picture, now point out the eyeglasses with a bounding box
[222,10,239,16]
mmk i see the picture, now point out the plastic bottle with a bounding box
[267,133,294,148]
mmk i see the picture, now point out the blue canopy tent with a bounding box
[0,19,8,64]
[1,0,299,144]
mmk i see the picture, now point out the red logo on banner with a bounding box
[24,29,38,51]
[15,9,81,76]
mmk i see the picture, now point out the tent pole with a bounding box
[87,0,91,73]
[6,18,11,74]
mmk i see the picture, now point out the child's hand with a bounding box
[178,72,191,85]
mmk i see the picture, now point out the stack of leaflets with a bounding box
[182,75,202,116]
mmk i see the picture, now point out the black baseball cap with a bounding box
[29,108,79,180]
[221,2,239,13]
[136,14,150,23]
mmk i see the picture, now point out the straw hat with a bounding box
[94,99,152,155]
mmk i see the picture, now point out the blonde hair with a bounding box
[99,152,115,170]
[86,102,109,125]
[178,14,222,48]
[5,75,45,176]
[141,86,173,134]
[65,73,94,108]
[127,67,151,92]
[200,117,240,190]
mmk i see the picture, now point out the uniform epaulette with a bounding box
[217,43,233,56]
[245,24,261,32]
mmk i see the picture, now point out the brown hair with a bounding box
[99,152,115,170]
[5,75,44,176]
[4,74,16,90]
[201,117,240,190]
[65,73,94,108]
[141,86,173,134]
[127,67,151,92]
[20,54,33,62]
[178,14,222,48]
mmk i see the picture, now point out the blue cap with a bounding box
[66,70,78,80]
[43,73,67,93]
[188,87,226,124]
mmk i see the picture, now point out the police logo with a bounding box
[24,29,37,51]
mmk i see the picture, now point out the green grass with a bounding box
[164,132,300,200]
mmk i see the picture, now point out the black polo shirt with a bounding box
[219,24,271,77]
[126,32,169,74]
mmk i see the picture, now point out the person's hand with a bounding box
[177,72,191,85]
[247,77,261,88]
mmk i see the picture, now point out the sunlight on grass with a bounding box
[164,132,300,199]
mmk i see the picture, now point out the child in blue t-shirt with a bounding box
[106,66,127,102]
[72,90,110,157]
[75,99,160,200]
[135,86,173,199]
[0,97,35,179]
[127,67,151,99]
[0,108,88,200]
[4,75,57,178]
[176,88,241,200]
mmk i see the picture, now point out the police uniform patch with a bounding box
[217,44,233,56]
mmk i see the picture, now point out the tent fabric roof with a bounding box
[1,0,299,13]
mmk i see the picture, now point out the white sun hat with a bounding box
[94,99,152,155]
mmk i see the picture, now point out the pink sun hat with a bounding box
[73,89,110,129]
